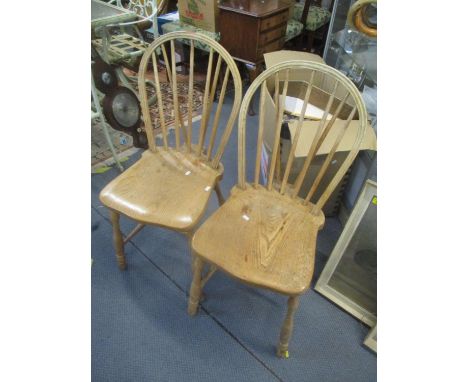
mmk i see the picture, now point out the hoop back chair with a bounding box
[188,61,368,358]
[99,32,242,270]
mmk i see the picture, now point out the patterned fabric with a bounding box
[292,4,331,31]
[285,19,304,42]
[161,21,220,52]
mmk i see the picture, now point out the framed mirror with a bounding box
[364,324,377,352]
[315,179,377,326]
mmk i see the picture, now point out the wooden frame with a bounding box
[364,324,377,352]
[315,179,377,326]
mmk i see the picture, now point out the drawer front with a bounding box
[260,11,288,32]
[258,25,286,46]
[257,38,284,59]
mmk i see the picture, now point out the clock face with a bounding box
[103,86,141,133]
[112,92,141,128]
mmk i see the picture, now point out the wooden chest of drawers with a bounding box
[218,0,291,65]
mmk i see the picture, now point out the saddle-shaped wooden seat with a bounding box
[100,149,223,231]
[192,185,325,295]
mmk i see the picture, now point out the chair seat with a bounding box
[292,4,331,32]
[285,19,304,42]
[161,21,220,52]
[99,149,222,231]
[192,186,325,295]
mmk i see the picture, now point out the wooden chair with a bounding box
[99,31,242,270]
[188,60,368,358]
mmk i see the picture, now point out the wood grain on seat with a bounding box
[100,149,222,231]
[192,185,325,294]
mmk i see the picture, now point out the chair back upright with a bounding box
[138,31,243,169]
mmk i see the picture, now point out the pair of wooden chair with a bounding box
[99,31,368,358]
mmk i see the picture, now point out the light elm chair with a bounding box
[187,60,368,358]
[99,31,242,270]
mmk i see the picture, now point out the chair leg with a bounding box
[214,182,225,206]
[276,296,300,358]
[110,210,127,270]
[187,231,207,303]
[188,255,204,316]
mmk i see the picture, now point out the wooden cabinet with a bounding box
[218,0,291,67]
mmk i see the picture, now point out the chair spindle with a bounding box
[305,106,357,204]
[151,52,168,148]
[170,40,181,149]
[293,81,339,196]
[197,48,214,156]
[187,40,195,152]
[254,82,268,186]
[267,70,290,191]
[280,71,316,194]
[207,67,230,160]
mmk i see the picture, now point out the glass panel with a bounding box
[328,194,377,314]
[324,0,377,90]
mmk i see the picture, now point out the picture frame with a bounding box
[315,179,377,327]
[364,324,377,353]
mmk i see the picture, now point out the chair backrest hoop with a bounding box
[238,60,368,211]
[138,31,243,168]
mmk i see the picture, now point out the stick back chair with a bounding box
[99,31,242,270]
[188,60,368,358]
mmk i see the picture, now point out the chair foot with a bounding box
[276,296,300,359]
[276,348,290,359]
[188,255,204,316]
[110,210,127,270]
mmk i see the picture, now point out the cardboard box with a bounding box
[178,0,219,32]
[261,51,377,215]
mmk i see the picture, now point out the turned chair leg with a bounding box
[110,210,127,270]
[188,231,207,303]
[214,182,225,206]
[277,296,300,358]
[188,255,204,316]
